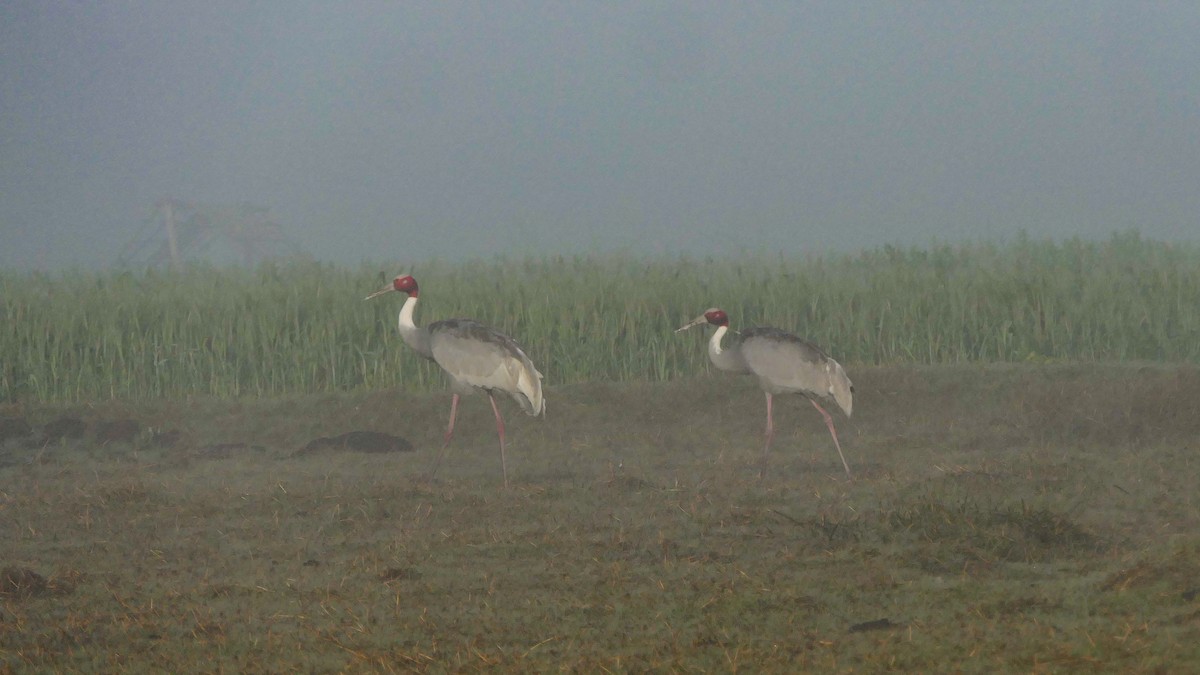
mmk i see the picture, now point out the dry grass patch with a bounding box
[2,365,1199,670]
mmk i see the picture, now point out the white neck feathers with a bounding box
[707,324,746,372]
[709,324,728,356]
[399,294,419,332]
[397,295,433,359]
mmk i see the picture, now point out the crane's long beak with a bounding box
[674,314,708,333]
[364,285,395,301]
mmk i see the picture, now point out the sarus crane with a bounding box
[366,275,545,487]
[676,308,855,480]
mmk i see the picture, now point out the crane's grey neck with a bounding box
[708,325,747,372]
[398,295,434,359]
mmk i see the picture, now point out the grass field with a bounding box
[3,364,1199,671]
[5,232,1200,403]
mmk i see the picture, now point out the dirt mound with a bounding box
[194,442,267,459]
[149,429,183,448]
[297,431,414,456]
[96,419,141,444]
[379,566,421,582]
[42,416,86,441]
[0,417,33,444]
[1,567,48,598]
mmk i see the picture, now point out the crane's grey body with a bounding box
[396,293,545,417]
[423,318,545,416]
[368,276,544,487]
[677,308,854,479]
[734,327,852,416]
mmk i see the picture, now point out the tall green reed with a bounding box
[3,232,1198,402]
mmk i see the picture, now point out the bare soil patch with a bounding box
[297,430,414,456]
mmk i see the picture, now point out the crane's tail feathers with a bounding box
[826,361,854,418]
[514,363,546,417]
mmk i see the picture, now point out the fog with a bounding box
[2,1,1198,270]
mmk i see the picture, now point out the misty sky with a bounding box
[2,1,1198,270]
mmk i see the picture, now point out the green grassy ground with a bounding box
[3,365,1199,671]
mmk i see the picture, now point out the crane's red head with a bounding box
[703,308,729,326]
[365,274,419,301]
[392,275,418,296]
[675,307,729,333]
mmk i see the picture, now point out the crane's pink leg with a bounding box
[426,393,460,481]
[488,393,509,489]
[810,399,853,480]
[443,393,460,448]
[759,392,774,479]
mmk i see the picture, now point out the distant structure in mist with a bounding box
[116,199,306,269]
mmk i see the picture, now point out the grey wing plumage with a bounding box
[739,327,854,416]
[428,319,546,416]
